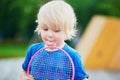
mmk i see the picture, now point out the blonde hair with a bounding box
[35,0,77,40]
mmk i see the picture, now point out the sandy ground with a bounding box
[0,58,120,80]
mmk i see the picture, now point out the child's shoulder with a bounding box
[63,44,80,56]
[64,44,78,53]
[63,43,82,62]
[28,42,44,51]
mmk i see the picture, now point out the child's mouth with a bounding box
[46,41,56,46]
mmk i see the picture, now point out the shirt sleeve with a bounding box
[74,52,89,80]
[22,44,34,71]
[22,43,44,71]
[63,44,89,80]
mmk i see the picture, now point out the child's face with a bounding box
[40,24,66,48]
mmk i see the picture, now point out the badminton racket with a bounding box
[27,46,75,80]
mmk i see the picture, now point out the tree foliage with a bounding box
[66,0,120,33]
[0,0,48,41]
[0,0,120,42]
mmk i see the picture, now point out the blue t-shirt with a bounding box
[22,42,89,80]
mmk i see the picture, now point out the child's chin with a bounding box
[46,43,56,47]
[45,46,58,51]
[45,44,55,47]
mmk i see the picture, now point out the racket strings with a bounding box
[30,50,73,80]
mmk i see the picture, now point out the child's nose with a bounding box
[47,31,54,38]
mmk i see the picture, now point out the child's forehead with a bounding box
[41,23,62,29]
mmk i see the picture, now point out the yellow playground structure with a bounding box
[76,15,120,70]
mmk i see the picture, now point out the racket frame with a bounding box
[26,46,75,80]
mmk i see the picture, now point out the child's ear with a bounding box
[63,32,68,40]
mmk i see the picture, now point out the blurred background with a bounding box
[0,0,120,80]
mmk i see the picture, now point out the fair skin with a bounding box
[21,25,88,80]
[20,24,66,80]
[40,24,66,48]
[20,24,89,80]
[21,1,89,79]
[20,70,34,80]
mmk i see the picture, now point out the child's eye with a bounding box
[54,29,60,32]
[43,28,48,31]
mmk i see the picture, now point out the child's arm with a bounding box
[20,70,34,80]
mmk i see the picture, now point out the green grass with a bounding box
[0,43,28,58]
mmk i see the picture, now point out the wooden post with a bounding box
[76,15,120,70]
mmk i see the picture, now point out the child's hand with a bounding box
[20,70,34,80]
[21,75,34,80]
